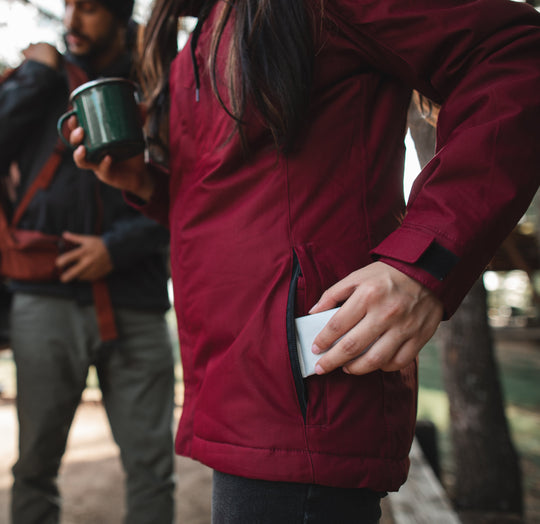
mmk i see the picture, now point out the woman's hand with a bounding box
[309,262,443,376]
[67,117,155,201]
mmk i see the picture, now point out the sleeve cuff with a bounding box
[370,226,462,318]
[373,229,459,282]
[123,163,170,228]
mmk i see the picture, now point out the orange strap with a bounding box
[92,279,118,341]
[0,179,12,237]
[0,67,18,86]
[12,144,65,227]
[11,59,89,227]
[1,65,66,232]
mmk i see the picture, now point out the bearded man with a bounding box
[0,2,176,522]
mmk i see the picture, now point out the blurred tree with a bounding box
[13,0,61,21]
[439,281,523,522]
[408,94,524,522]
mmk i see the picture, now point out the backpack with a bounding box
[0,60,117,343]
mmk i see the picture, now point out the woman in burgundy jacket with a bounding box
[72,0,540,521]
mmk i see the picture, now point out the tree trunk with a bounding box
[407,96,523,520]
[407,95,437,169]
[438,280,523,518]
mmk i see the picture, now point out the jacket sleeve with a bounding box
[102,211,170,270]
[122,162,171,228]
[328,0,540,317]
[0,60,66,172]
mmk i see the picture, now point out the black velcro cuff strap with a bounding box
[415,241,459,281]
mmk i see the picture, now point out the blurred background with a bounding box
[1,1,539,523]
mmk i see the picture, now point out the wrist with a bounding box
[132,168,155,202]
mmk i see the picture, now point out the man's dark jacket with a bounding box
[0,49,170,311]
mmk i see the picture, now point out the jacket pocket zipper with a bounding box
[286,250,308,421]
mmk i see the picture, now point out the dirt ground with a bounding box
[1,332,537,523]
[0,387,397,523]
[0,394,214,524]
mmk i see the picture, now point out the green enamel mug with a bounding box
[57,78,145,163]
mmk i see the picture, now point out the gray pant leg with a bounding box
[10,294,96,524]
[96,308,176,524]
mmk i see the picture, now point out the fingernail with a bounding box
[314,364,325,375]
[343,367,351,374]
[312,344,322,355]
[308,302,319,314]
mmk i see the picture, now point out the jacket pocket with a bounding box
[287,236,375,427]
[286,250,308,421]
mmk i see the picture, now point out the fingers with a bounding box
[309,271,361,315]
[73,146,91,169]
[340,331,412,376]
[64,120,148,193]
[310,268,383,355]
[62,231,83,244]
[311,298,366,355]
[56,244,98,283]
[56,232,86,282]
[56,243,81,269]
[313,311,385,375]
[310,262,443,376]
[56,247,84,283]
[339,311,439,375]
[67,124,92,169]
[59,260,86,283]
[67,116,82,135]
[22,43,60,69]
[73,144,113,177]
[67,122,94,170]
[314,313,428,376]
[73,145,90,169]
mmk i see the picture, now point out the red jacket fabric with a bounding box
[140,0,540,491]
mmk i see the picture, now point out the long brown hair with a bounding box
[139,0,317,152]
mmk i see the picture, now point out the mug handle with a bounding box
[56,109,77,149]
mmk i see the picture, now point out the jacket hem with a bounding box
[185,434,410,492]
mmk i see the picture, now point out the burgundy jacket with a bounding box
[139,0,540,491]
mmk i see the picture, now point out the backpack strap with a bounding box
[12,59,89,227]
[64,62,118,341]
[91,177,118,341]
[4,61,118,342]
[11,143,65,227]
[0,67,18,86]
[92,279,118,341]
[0,66,32,232]
[0,176,14,245]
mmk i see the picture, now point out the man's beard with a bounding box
[65,21,120,59]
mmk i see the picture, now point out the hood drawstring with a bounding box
[190,3,215,102]
[190,18,203,102]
